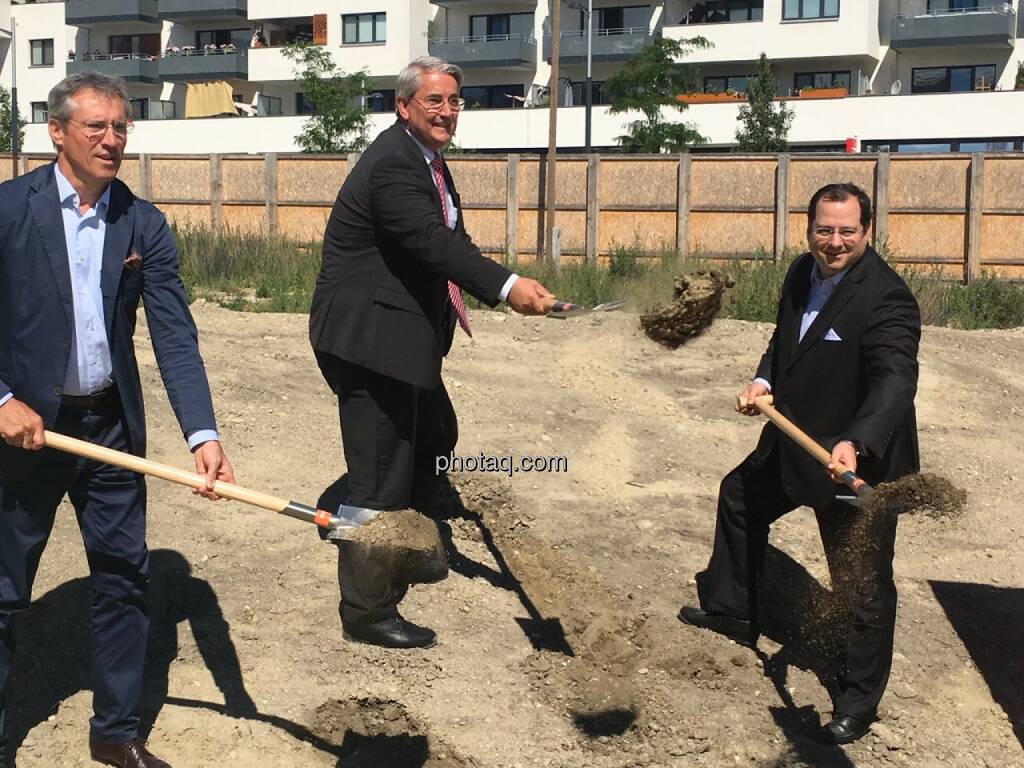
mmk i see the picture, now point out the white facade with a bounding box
[3,0,1024,155]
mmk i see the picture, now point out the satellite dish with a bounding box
[890,79,902,95]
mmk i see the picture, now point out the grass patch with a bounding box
[174,226,1024,330]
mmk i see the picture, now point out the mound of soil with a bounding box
[866,472,968,519]
[343,510,448,586]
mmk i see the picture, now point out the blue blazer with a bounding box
[0,162,217,479]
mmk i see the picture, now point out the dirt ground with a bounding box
[8,302,1023,768]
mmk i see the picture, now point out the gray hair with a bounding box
[395,57,463,103]
[48,72,132,124]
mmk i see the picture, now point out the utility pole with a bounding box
[9,17,18,178]
[544,0,560,264]
[585,0,592,152]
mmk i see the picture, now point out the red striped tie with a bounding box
[430,154,471,337]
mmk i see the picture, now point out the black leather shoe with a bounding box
[90,739,170,768]
[814,714,871,745]
[678,606,755,648]
[343,617,437,649]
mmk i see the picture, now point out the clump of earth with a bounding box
[640,270,733,348]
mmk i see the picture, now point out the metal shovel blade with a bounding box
[547,298,628,319]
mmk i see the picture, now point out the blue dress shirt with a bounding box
[0,166,218,450]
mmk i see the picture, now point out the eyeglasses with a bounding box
[812,226,862,242]
[66,119,133,139]
[417,95,465,113]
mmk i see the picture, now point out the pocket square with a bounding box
[824,328,842,341]
[123,249,143,270]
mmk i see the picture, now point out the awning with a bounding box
[185,81,236,118]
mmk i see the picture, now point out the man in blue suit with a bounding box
[0,73,234,768]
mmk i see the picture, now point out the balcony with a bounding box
[890,5,1016,50]
[64,0,159,27]
[158,0,248,21]
[543,27,652,63]
[159,48,248,81]
[428,34,536,68]
[430,0,535,6]
[66,53,160,84]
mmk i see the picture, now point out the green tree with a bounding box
[0,86,26,153]
[604,36,710,153]
[735,53,792,152]
[282,41,370,153]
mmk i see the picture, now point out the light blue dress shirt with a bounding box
[754,262,847,393]
[405,129,519,301]
[0,165,219,450]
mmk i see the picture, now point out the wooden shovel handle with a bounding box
[43,430,290,512]
[751,396,840,470]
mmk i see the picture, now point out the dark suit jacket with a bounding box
[309,121,512,390]
[0,162,217,480]
[753,247,921,509]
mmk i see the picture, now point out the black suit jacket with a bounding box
[752,247,921,509]
[309,121,512,390]
[0,163,217,480]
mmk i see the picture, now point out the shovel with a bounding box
[547,299,628,319]
[42,430,371,532]
[750,395,873,503]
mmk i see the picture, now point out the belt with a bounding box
[60,387,117,411]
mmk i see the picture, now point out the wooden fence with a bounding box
[5,151,1023,280]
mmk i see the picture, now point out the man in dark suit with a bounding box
[0,73,233,768]
[310,57,554,650]
[679,183,920,745]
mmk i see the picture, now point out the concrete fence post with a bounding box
[774,154,790,261]
[506,154,519,265]
[586,154,599,265]
[265,152,278,235]
[210,154,222,233]
[676,153,691,258]
[874,152,890,252]
[966,152,984,284]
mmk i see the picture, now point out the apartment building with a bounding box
[0,0,1022,154]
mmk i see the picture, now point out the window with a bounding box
[366,89,395,113]
[30,39,54,67]
[258,95,282,116]
[296,92,315,115]
[926,0,979,11]
[912,65,996,93]
[570,80,608,106]
[151,100,175,119]
[794,70,851,91]
[109,34,160,56]
[470,13,533,39]
[195,29,249,49]
[130,98,148,121]
[461,84,525,110]
[959,140,1014,152]
[896,143,952,153]
[594,6,648,33]
[31,102,48,123]
[782,0,839,20]
[342,12,386,44]
[704,75,750,93]
[705,1,764,22]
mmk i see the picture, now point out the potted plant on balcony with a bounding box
[677,90,746,104]
[1016,61,1024,90]
[797,83,848,99]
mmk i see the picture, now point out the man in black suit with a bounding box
[0,73,234,768]
[310,57,554,649]
[679,183,920,745]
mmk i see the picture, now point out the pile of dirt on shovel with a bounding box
[640,270,733,349]
[343,510,448,586]
[864,472,968,520]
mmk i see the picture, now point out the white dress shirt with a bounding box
[405,129,519,301]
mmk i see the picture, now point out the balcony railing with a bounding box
[158,0,247,21]
[428,33,536,68]
[890,5,1016,50]
[543,26,652,63]
[159,47,248,81]
[66,53,160,84]
[64,0,160,26]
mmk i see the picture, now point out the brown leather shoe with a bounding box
[89,739,171,768]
